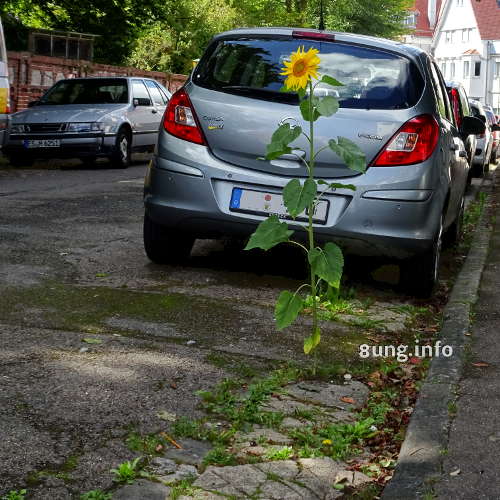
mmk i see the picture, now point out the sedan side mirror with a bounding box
[133,97,152,107]
[461,115,486,136]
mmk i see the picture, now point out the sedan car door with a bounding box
[430,62,467,227]
[129,79,159,148]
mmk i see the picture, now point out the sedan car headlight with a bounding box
[67,122,107,133]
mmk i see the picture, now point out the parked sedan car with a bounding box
[446,81,481,181]
[144,27,486,296]
[4,77,171,167]
[469,99,493,176]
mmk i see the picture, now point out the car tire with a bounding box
[400,215,443,298]
[8,155,34,167]
[110,128,131,169]
[143,213,194,265]
[443,195,464,247]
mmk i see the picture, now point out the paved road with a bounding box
[0,158,490,498]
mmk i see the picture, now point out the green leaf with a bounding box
[308,242,344,288]
[300,99,320,122]
[271,122,302,147]
[266,143,292,160]
[318,180,356,191]
[321,75,344,87]
[297,87,307,99]
[303,327,321,354]
[82,338,103,344]
[265,123,302,160]
[245,215,294,251]
[275,290,304,330]
[328,137,367,173]
[283,178,317,218]
[316,96,339,117]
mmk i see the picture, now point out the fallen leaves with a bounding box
[340,396,356,405]
[472,362,490,367]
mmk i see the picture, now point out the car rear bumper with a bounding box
[3,133,116,158]
[144,149,445,260]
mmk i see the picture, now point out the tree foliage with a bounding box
[1,0,412,71]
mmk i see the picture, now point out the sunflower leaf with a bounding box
[283,178,317,218]
[245,215,294,251]
[321,75,344,87]
[303,327,321,354]
[328,137,367,173]
[275,290,304,330]
[265,123,302,160]
[318,180,356,191]
[308,242,344,288]
[316,96,339,117]
[300,99,320,122]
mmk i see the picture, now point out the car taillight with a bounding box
[372,114,439,167]
[163,89,206,145]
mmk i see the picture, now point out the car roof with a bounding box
[54,76,161,82]
[211,27,425,60]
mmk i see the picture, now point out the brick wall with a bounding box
[7,51,187,112]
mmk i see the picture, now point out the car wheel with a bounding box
[443,195,464,247]
[143,213,194,265]
[8,155,34,167]
[111,128,131,168]
[400,215,443,298]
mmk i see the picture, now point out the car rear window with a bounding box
[194,37,424,110]
[39,78,129,105]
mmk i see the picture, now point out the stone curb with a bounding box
[382,176,496,499]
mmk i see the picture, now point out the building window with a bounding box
[474,61,481,76]
[442,61,447,76]
[403,12,417,27]
[495,61,500,78]
[451,62,456,78]
[457,0,464,5]
[445,31,452,43]
[464,60,470,77]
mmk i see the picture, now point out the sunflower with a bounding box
[281,46,321,91]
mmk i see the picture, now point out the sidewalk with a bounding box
[434,188,500,498]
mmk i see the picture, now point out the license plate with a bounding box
[230,187,329,224]
[23,139,60,148]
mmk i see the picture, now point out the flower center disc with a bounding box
[293,60,306,77]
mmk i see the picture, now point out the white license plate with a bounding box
[230,187,329,224]
[23,139,60,148]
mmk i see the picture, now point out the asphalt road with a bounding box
[0,156,490,498]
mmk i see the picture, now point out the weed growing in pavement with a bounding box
[110,457,141,484]
[169,477,198,500]
[126,431,165,455]
[461,192,488,249]
[80,490,112,500]
[264,446,294,461]
[1,491,27,500]
[202,446,238,466]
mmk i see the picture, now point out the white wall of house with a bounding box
[432,0,500,113]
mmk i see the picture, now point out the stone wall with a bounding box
[7,52,187,112]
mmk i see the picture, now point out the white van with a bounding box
[0,17,9,147]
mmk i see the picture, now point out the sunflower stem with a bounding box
[307,79,318,350]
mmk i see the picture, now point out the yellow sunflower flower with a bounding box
[281,46,321,91]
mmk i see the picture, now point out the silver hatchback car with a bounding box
[4,76,171,167]
[144,28,487,296]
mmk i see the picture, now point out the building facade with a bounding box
[407,0,500,113]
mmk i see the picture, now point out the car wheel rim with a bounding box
[433,219,443,283]
[120,136,128,161]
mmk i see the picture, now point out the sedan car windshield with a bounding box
[39,78,129,105]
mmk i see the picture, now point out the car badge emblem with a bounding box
[203,115,224,130]
[358,133,383,141]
